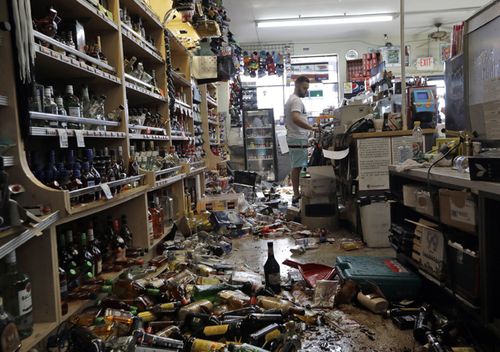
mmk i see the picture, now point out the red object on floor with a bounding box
[283,259,337,287]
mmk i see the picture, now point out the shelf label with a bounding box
[74,129,85,147]
[57,129,68,148]
[100,183,114,200]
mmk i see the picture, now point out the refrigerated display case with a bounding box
[243,109,278,181]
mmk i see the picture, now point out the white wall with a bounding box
[290,35,447,97]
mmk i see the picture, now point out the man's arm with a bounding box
[291,111,314,130]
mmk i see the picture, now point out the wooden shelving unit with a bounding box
[0,0,231,347]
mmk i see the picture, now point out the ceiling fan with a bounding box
[428,23,449,41]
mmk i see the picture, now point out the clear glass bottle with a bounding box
[81,85,92,119]
[0,251,33,339]
[412,121,423,160]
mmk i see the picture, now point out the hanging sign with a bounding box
[416,57,434,71]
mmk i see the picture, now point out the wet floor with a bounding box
[226,230,415,351]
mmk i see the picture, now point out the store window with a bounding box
[241,54,339,123]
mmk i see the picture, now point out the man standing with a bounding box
[285,75,315,205]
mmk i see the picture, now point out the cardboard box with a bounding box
[416,190,437,217]
[403,184,419,207]
[439,189,476,233]
[419,225,445,280]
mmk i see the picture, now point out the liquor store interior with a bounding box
[1,0,500,351]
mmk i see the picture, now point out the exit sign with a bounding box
[416,57,434,70]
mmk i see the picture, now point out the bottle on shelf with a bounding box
[59,267,69,315]
[81,85,91,120]
[81,161,96,203]
[264,242,281,293]
[78,232,96,278]
[120,215,133,248]
[113,219,127,264]
[87,221,103,276]
[63,85,81,125]
[102,216,116,270]
[43,86,58,117]
[0,250,34,339]
[147,206,154,246]
[0,296,21,351]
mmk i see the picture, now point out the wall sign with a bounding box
[416,57,434,71]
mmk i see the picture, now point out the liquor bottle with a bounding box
[63,85,81,126]
[116,146,127,180]
[101,216,115,268]
[228,343,269,352]
[0,296,21,351]
[86,149,101,200]
[87,221,103,276]
[264,242,281,293]
[69,168,82,206]
[65,230,79,266]
[154,197,164,239]
[43,87,58,116]
[248,323,285,348]
[81,162,96,203]
[79,232,96,277]
[0,251,34,339]
[128,146,140,176]
[93,36,107,63]
[59,267,69,315]
[147,206,154,246]
[185,338,225,352]
[112,219,127,263]
[81,85,91,119]
[55,96,68,129]
[149,200,161,240]
[120,215,133,248]
[256,296,304,316]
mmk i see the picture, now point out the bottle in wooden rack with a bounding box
[113,219,127,264]
[59,267,69,315]
[87,221,103,276]
[0,251,33,339]
[63,85,81,127]
[0,296,21,351]
[264,242,281,293]
[79,232,96,277]
[120,215,133,248]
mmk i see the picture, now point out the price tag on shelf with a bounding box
[57,129,68,148]
[100,183,114,200]
[74,129,85,147]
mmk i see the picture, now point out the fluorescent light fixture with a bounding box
[257,14,394,28]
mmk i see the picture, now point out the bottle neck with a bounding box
[267,245,274,257]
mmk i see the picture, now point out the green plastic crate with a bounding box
[336,256,421,301]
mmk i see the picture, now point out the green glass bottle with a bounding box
[0,251,33,339]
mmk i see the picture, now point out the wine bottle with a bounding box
[264,242,281,293]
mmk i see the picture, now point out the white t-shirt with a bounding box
[284,93,309,139]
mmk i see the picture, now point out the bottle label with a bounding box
[96,259,103,275]
[264,329,281,343]
[87,180,95,187]
[18,283,33,316]
[267,273,281,286]
[203,324,229,336]
[191,339,225,352]
[68,107,81,118]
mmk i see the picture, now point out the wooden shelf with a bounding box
[65,184,149,218]
[20,321,59,352]
[207,96,218,108]
[34,45,121,84]
[121,24,164,64]
[0,211,59,259]
[150,224,175,249]
[34,31,117,74]
[129,133,169,140]
[352,128,436,139]
[175,99,192,109]
[121,0,163,30]
[30,111,121,127]
[149,173,185,191]
[187,167,207,177]
[126,82,167,104]
[171,71,191,87]
[29,127,126,139]
[129,124,167,133]
[33,0,118,32]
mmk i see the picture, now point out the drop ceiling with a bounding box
[224,0,490,44]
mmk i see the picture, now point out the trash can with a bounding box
[359,196,391,248]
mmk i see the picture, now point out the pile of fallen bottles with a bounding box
[49,230,307,352]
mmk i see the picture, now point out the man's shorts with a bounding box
[287,137,308,168]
